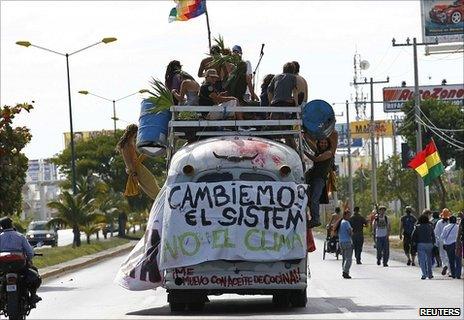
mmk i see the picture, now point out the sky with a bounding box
[1,0,463,160]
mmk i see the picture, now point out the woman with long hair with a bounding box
[260,74,274,107]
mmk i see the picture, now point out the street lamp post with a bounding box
[78,90,148,135]
[16,38,117,194]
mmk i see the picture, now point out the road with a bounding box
[30,238,463,319]
[57,229,107,247]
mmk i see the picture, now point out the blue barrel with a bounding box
[302,99,336,139]
[136,99,171,157]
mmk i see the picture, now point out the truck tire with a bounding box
[290,289,307,308]
[272,292,290,308]
[169,302,186,312]
[187,302,205,312]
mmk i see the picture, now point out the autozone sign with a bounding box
[383,84,464,112]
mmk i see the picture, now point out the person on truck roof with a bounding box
[171,72,200,106]
[199,69,243,121]
[198,45,227,91]
[291,61,309,105]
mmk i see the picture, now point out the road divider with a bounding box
[39,240,137,280]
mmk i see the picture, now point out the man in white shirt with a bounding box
[232,45,258,102]
[441,215,461,279]
[435,208,450,275]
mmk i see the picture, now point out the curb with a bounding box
[40,241,137,280]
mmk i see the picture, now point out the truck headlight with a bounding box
[28,234,34,239]
[46,234,52,238]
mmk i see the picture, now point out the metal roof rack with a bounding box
[167,104,305,167]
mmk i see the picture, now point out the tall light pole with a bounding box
[353,77,389,207]
[392,37,438,213]
[78,89,148,134]
[16,37,117,194]
[346,100,354,211]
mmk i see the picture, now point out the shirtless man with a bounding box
[291,61,308,105]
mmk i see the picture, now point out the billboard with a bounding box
[349,120,393,139]
[335,123,363,148]
[63,130,113,147]
[421,0,464,43]
[383,84,464,112]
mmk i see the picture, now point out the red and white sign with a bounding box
[383,84,464,112]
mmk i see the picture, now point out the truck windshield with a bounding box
[28,222,48,231]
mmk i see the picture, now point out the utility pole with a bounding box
[346,100,354,211]
[353,77,389,207]
[392,37,438,213]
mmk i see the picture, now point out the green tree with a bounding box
[47,191,96,247]
[0,103,33,216]
[399,99,464,207]
[377,155,417,210]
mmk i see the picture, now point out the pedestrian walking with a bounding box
[349,206,367,264]
[399,206,418,266]
[430,210,442,267]
[373,206,390,267]
[441,215,461,279]
[434,208,451,275]
[338,210,353,279]
[411,214,436,280]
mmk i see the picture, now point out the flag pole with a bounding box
[204,3,212,50]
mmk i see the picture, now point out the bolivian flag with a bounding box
[408,140,445,186]
[169,0,206,22]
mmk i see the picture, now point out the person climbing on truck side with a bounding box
[305,138,335,228]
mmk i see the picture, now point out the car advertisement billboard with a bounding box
[421,0,464,43]
[349,120,393,139]
[335,123,363,148]
[383,84,464,112]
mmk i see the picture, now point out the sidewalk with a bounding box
[40,241,136,280]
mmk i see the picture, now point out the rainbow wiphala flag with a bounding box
[408,139,445,186]
[169,0,206,23]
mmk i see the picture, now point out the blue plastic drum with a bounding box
[136,99,171,157]
[302,99,336,139]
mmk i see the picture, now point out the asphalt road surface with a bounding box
[30,238,463,319]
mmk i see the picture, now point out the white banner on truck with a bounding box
[160,181,308,269]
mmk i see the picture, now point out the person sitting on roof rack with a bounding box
[199,69,243,121]
[171,71,200,106]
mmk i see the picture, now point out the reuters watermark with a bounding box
[419,308,461,317]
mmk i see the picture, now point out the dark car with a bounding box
[429,0,464,24]
[26,221,58,247]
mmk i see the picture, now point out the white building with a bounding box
[22,159,62,220]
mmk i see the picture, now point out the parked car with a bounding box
[429,0,464,24]
[26,221,58,247]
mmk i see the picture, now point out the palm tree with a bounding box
[95,191,128,238]
[47,191,94,247]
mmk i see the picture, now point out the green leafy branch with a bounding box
[146,78,174,113]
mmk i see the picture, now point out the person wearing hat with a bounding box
[441,215,461,279]
[372,206,391,267]
[434,208,450,275]
[0,217,42,305]
[400,205,418,266]
[199,69,242,120]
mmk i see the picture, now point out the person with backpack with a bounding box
[400,206,418,266]
[411,213,436,279]
[441,215,461,279]
[372,206,390,267]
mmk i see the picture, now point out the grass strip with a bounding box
[34,237,130,269]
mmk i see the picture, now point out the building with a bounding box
[22,159,62,220]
